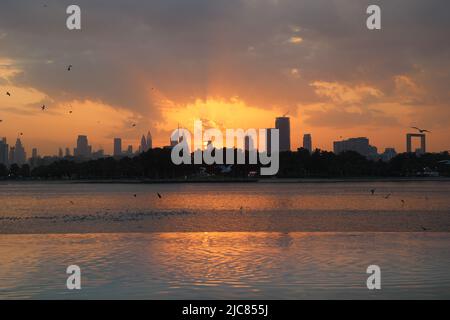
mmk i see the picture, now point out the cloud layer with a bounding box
[0,0,449,153]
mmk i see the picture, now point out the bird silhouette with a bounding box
[411,127,431,133]
[157,193,162,199]
[6,92,11,96]
[400,199,405,206]
[384,193,391,199]
[67,65,73,71]
[370,189,376,195]
[132,124,136,127]
[420,226,429,231]
[41,105,46,110]
[133,194,137,198]
[69,110,73,114]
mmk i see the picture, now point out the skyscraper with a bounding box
[74,135,92,158]
[140,135,147,152]
[303,134,312,153]
[114,138,122,157]
[126,145,133,156]
[140,131,153,153]
[11,138,26,165]
[275,117,290,152]
[65,147,71,157]
[265,128,274,154]
[32,148,38,159]
[147,131,152,150]
[58,148,63,158]
[0,138,8,166]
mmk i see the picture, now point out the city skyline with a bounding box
[1,1,449,156]
[1,116,441,168]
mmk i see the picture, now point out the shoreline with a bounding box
[1,177,450,184]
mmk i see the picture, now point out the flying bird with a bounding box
[67,65,73,71]
[420,226,429,231]
[370,189,376,195]
[411,127,431,133]
[69,110,73,114]
[384,193,391,199]
[400,199,405,205]
[133,194,137,198]
[6,92,11,96]
[157,193,162,199]
[41,105,46,110]
[132,124,136,127]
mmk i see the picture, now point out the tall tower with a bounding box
[13,138,27,165]
[113,138,122,156]
[0,137,8,166]
[303,134,312,153]
[275,116,291,152]
[74,135,92,158]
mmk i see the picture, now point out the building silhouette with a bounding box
[265,128,274,154]
[92,149,105,159]
[140,131,152,152]
[333,137,378,159]
[275,117,290,152]
[9,138,27,165]
[74,135,92,158]
[406,133,426,154]
[381,148,397,162]
[126,145,133,156]
[0,137,8,166]
[114,138,122,157]
[303,134,312,153]
[32,148,38,159]
[65,147,71,157]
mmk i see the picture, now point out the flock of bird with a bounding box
[369,187,430,231]
[2,63,141,129]
[2,65,74,127]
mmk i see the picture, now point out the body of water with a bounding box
[1,181,450,299]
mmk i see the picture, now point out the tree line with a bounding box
[1,148,449,180]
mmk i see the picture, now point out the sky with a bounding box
[0,0,449,156]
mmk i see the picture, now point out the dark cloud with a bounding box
[0,0,449,128]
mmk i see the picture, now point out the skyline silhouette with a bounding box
[1,1,450,155]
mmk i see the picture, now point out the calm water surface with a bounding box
[0,181,449,299]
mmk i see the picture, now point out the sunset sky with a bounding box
[0,0,449,156]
